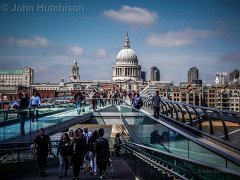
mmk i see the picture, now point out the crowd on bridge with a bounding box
[7,88,162,139]
[33,127,122,180]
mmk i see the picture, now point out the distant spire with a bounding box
[61,74,64,82]
[124,31,130,49]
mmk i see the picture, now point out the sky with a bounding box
[0,0,239,84]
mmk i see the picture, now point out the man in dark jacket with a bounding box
[71,129,86,180]
[33,128,51,177]
[95,128,110,179]
[152,91,161,119]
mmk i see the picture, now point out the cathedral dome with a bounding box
[115,32,138,65]
[112,32,141,82]
[116,48,138,64]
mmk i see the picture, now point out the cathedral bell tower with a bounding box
[70,60,80,82]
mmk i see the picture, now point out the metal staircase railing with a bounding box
[123,141,240,180]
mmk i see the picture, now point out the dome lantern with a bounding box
[124,31,130,49]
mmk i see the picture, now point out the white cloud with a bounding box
[146,28,220,47]
[65,46,85,56]
[103,5,158,26]
[5,36,51,48]
[95,48,108,58]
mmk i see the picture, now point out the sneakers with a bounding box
[100,176,103,179]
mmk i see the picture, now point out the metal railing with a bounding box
[142,96,240,150]
[119,101,240,172]
[123,141,240,180]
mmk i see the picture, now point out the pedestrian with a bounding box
[69,129,74,142]
[112,133,122,157]
[152,90,161,119]
[83,127,92,146]
[88,130,100,176]
[68,129,74,169]
[33,128,51,177]
[18,93,30,135]
[95,128,110,179]
[133,93,143,110]
[83,127,92,168]
[91,93,97,111]
[30,91,41,122]
[71,129,86,180]
[74,91,84,114]
[57,133,71,178]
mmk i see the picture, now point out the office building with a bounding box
[188,67,198,83]
[150,66,160,81]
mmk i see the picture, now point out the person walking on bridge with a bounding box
[33,128,51,177]
[152,90,161,119]
[95,128,110,179]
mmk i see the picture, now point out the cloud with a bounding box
[219,52,240,64]
[64,46,85,56]
[146,28,220,47]
[95,48,109,58]
[103,5,158,26]
[5,36,51,48]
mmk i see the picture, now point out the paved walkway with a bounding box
[8,156,135,180]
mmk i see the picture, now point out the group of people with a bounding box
[33,127,121,180]
[10,89,41,135]
[73,89,129,113]
[73,88,162,121]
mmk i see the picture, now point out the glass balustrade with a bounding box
[119,102,240,172]
[0,98,117,142]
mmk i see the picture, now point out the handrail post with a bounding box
[176,104,185,123]
[191,107,202,131]
[183,105,193,126]
[215,111,229,140]
[201,109,214,135]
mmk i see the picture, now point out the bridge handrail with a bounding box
[120,100,240,168]
[123,141,240,178]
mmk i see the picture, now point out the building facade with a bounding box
[150,66,160,81]
[153,83,240,111]
[0,67,34,87]
[188,67,199,83]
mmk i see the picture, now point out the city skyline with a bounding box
[0,0,239,84]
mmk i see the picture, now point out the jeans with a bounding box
[58,154,69,175]
[89,151,97,173]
